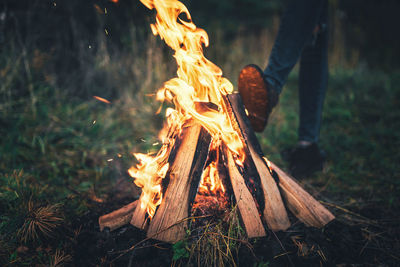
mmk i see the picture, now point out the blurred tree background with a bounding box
[1,0,399,100]
[1,0,399,265]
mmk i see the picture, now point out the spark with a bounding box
[94,4,103,14]
[93,95,111,104]
[107,159,113,162]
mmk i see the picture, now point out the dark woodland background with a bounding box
[1,0,399,265]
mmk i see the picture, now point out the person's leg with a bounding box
[264,0,326,94]
[283,0,329,178]
[298,0,328,143]
[238,0,327,135]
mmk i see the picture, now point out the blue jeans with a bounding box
[264,0,328,143]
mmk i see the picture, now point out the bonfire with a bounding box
[99,0,334,243]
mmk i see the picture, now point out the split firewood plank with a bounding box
[130,118,184,230]
[223,146,266,238]
[131,102,215,234]
[269,161,335,227]
[224,93,290,231]
[99,200,138,231]
[146,123,212,243]
[250,147,290,231]
[130,198,148,230]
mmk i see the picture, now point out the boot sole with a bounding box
[238,64,269,132]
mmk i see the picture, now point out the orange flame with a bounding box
[198,162,225,195]
[129,0,245,219]
[129,109,183,219]
[263,156,273,174]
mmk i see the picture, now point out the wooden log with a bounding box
[224,93,290,231]
[146,123,212,243]
[130,198,148,230]
[130,118,184,230]
[222,146,266,238]
[269,161,335,227]
[99,200,138,231]
[251,149,290,231]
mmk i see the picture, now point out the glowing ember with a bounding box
[129,0,245,219]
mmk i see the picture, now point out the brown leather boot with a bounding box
[238,64,279,132]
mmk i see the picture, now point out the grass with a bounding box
[184,206,246,267]
[1,21,399,265]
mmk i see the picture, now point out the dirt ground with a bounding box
[72,185,399,266]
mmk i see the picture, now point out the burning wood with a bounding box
[222,145,266,238]
[99,0,334,243]
[269,161,335,228]
[99,94,334,242]
[146,122,211,242]
[223,94,290,231]
[99,201,138,231]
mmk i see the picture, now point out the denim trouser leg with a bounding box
[298,5,328,143]
[264,0,328,143]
